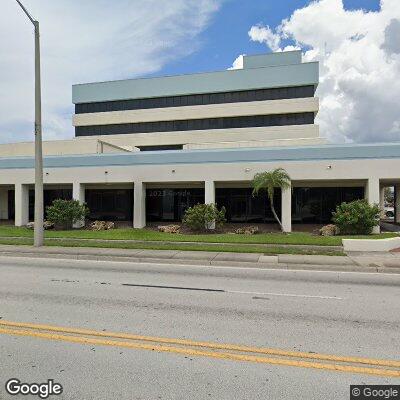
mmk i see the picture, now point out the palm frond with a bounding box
[251,168,291,201]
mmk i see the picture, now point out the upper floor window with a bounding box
[75,85,316,114]
[138,145,183,151]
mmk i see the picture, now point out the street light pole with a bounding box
[15,0,44,247]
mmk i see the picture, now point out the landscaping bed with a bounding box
[0,225,397,247]
[0,237,344,256]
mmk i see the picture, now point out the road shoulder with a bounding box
[0,244,399,274]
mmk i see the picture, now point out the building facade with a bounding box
[0,51,399,232]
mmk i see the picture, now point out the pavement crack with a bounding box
[121,283,225,292]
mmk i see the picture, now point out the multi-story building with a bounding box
[0,50,399,232]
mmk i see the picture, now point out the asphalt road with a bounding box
[0,256,399,399]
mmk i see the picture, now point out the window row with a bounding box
[138,145,183,151]
[5,186,364,224]
[75,85,315,114]
[75,112,315,137]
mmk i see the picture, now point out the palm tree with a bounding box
[252,168,291,232]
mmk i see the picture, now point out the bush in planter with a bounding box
[183,203,226,231]
[332,200,380,235]
[46,199,89,230]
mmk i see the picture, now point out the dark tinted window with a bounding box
[75,85,315,114]
[138,145,183,151]
[146,188,204,222]
[292,187,364,223]
[216,188,282,222]
[75,112,315,137]
[85,189,133,221]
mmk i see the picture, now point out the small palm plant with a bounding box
[252,168,291,232]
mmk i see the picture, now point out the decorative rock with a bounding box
[158,225,181,234]
[90,221,115,231]
[319,224,339,236]
[26,222,35,230]
[26,221,55,230]
[234,226,259,235]
[43,221,55,230]
[105,221,115,230]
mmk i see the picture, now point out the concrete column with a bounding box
[15,184,29,227]
[205,180,215,204]
[134,181,146,228]
[204,180,216,229]
[366,178,380,234]
[73,182,85,228]
[73,182,85,203]
[380,186,385,218]
[281,185,292,233]
[0,188,9,220]
[395,184,400,224]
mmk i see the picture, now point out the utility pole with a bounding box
[15,0,44,246]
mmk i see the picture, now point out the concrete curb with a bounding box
[343,236,400,252]
[0,244,343,264]
[0,236,343,251]
[277,254,355,265]
[0,245,399,274]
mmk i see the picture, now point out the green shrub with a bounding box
[332,200,380,235]
[183,203,226,231]
[46,199,89,230]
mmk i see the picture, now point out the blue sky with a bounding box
[2,0,398,145]
[157,0,381,77]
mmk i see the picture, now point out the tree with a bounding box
[252,168,291,232]
[46,199,89,230]
[183,203,226,231]
[332,200,380,235]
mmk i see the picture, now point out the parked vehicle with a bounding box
[385,206,395,218]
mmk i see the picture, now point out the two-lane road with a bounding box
[0,256,399,399]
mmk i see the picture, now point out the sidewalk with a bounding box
[0,244,399,274]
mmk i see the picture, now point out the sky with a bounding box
[2,0,399,145]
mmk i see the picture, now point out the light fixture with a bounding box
[244,168,251,173]
[326,165,332,170]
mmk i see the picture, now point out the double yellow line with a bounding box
[1,320,399,378]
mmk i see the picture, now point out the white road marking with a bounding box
[228,290,343,300]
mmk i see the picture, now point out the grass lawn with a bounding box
[0,237,344,256]
[0,225,397,246]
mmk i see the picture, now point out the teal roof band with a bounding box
[243,51,302,69]
[0,143,399,170]
[72,62,319,104]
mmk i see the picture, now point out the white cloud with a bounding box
[248,25,282,52]
[381,18,400,54]
[247,0,400,144]
[1,0,220,143]
[229,54,245,70]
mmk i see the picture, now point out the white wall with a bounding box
[185,137,326,150]
[73,98,319,126]
[2,157,396,231]
[0,125,320,157]
[84,125,320,148]
[1,158,398,187]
